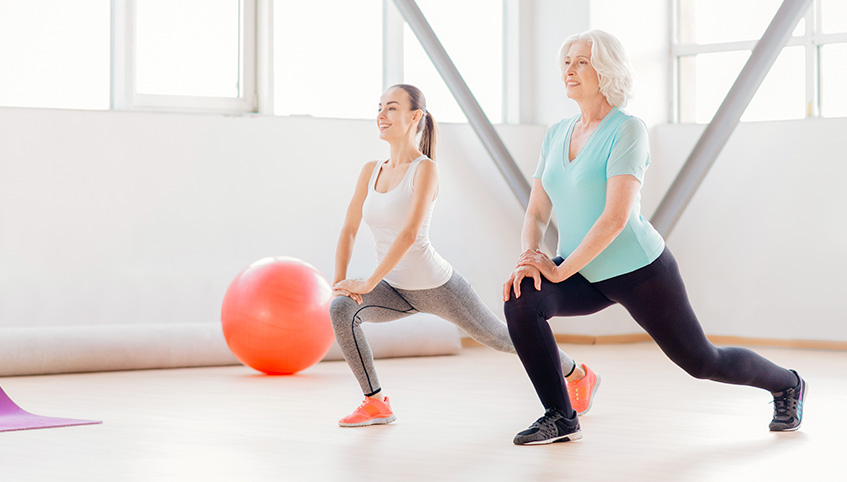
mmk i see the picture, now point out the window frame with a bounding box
[8,0,514,121]
[111,0,257,114]
[672,0,847,123]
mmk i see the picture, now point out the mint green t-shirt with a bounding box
[534,107,665,282]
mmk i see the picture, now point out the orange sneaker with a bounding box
[567,364,600,415]
[338,396,397,427]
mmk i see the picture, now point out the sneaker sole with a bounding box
[517,429,583,446]
[339,415,397,428]
[577,375,601,416]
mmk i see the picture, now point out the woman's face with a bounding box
[377,87,421,141]
[563,40,601,101]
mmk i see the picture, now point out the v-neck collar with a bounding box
[562,106,619,169]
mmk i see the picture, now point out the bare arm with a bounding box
[521,178,554,252]
[332,161,377,302]
[334,160,439,301]
[518,174,641,283]
[503,178,552,300]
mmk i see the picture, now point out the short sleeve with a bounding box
[533,124,558,179]
[606,117,650,182]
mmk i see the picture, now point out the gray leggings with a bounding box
[330,270,576,396]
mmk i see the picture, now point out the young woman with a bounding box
[503,30,806,446]
[330,84,599,427]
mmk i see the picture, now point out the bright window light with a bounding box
[403,0,503,123]
[679,47,805,124]
[0,0,110,110]
[674,0,824,123]
[677,0,794,44]
[274,1,382,118]
[821,0,847,34]
[678,51,749,124]
[820,43,847,118]
[742,46,805,122]
[135,0,241,98]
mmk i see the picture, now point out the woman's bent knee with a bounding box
[504,279,544,324]
[329,295,358,329]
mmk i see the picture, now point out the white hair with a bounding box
[558,30,633,108]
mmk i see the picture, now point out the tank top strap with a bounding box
[368,159,386,191]
[401,155,430,192]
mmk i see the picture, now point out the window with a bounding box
[273,0,382,118]
[114,0,256,113]
[0,0,511,120]
[821,0,847,33]
[674,0,847,122]
[820,43,847,118]
[135,0,241,98]
[273,0,506,123]
[678,0,787,44]
[402,0,504,123]
[0,1,110,110]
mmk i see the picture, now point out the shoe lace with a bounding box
[771,389,797,417]
[529,408,560,428]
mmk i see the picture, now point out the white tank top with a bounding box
[361,156,453,290]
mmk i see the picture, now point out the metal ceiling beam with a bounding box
[651,0,813,237]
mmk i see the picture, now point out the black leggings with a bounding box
[504,247,797,416]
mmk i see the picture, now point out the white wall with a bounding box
[6,107,842,349]
[648,118,847,341]
[0,107,539,334]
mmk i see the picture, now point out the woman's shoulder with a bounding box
[417,156,437,168]
[612,108,645,126]
[413,157,438,179]
[356,160,382,182]
[361,159,381,172]
[615,113,648,138]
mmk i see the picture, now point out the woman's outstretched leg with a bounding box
[598,249,806,431]
[401,272,576,367]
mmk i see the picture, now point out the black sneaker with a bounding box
[513,407,582,445]
[769,370,807,432]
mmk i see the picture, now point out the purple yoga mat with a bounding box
[0,385,101,432]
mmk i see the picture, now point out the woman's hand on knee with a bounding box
[517,250,561,282]
[333,279,372,305]
[332,288,362,305]
[503,265,542,301]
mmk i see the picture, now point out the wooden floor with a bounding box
[1,343,842,481]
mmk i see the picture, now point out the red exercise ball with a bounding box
[221,256,334,375]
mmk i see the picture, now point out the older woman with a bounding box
[503,30,806,445]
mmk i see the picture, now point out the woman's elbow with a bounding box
[603,214,629,235]
[397,229,418,246]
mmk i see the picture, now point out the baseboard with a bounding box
[462,333,847,350]
[705,335,847,351]
[461,333,650,347]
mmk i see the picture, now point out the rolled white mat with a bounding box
[0,314,462,377]
[0,323,239,377]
